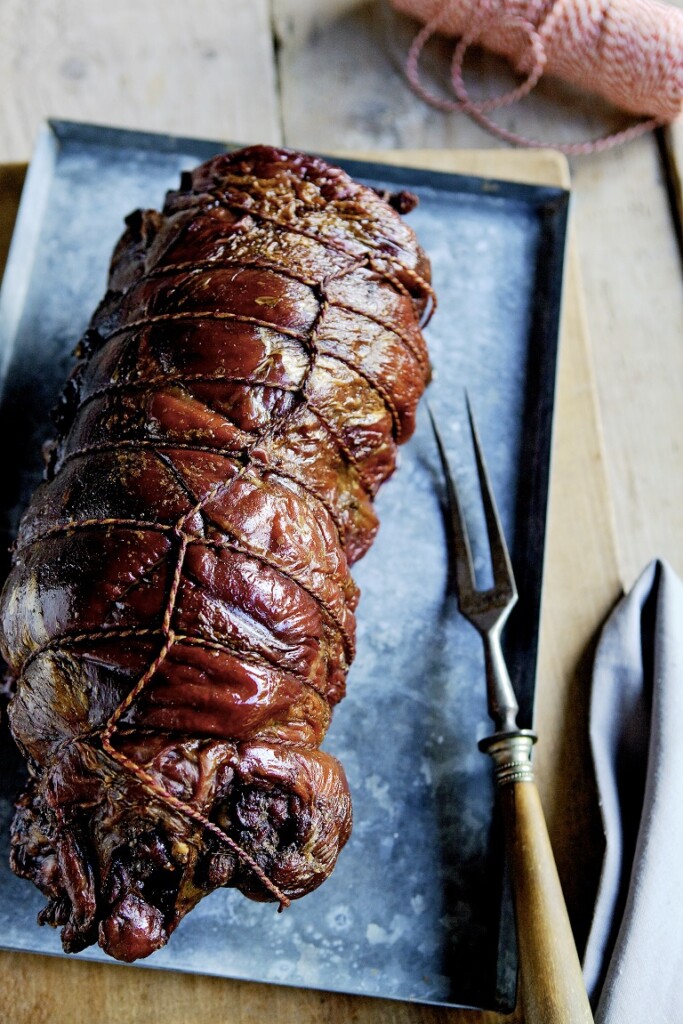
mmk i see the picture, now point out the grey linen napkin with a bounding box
[582,559,683,1022]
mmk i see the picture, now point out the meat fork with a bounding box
[429,399,593,1024]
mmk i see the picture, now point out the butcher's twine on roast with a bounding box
[0,146,433,962]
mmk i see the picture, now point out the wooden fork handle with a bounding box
[481,733,594,1024]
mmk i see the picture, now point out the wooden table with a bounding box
[0,2,681,1021]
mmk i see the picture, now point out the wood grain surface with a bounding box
[0,0,280,153]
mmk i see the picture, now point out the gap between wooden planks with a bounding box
[660,1,683,258]
[0,146,619,1024]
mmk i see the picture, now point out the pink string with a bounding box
[392,0,683,154]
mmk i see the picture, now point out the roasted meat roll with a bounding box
[0,145,433,962]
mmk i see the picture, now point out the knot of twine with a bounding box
[392,0,683,154]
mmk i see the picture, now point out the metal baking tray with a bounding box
[0,120,568,1011]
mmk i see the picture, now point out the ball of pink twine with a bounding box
[390,0,683,153]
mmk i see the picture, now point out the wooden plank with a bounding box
[0,949,524,1024]
[0,0,281,161]
[571,136,683,588]
[531,235,617,953]
[0,145,616,1023]
[339,145,571,186]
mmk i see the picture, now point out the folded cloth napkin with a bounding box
[583,559,683,1022]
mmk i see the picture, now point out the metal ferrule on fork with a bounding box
[479,730,537,786]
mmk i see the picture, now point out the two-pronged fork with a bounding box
[429,399,593,1024]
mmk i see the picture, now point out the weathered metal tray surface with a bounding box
[0,121,568,1011]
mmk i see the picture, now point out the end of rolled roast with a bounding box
[10,738,351,962]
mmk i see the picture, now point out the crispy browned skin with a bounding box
[0,146,432,962]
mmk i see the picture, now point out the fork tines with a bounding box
[427,395,517,630]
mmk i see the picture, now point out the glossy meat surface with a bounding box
[0,146,432,961]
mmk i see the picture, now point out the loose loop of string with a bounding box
[403,0,666,155]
